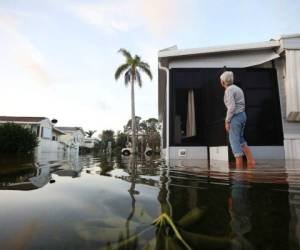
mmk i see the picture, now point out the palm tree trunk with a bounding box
[131,78,136,154]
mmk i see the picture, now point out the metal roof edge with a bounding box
[158,45,178,53]
[52,127,66,134]
[280,33,300,39]
[0,121,41,124]
[158,40,280,58]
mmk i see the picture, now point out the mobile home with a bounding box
[0,116,66,154]
[158,34,300,161]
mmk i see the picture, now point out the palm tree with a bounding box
[115,49,152,154]
[85,130,96,138]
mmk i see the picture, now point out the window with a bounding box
[37,125,40,137]
[41,127,52,139]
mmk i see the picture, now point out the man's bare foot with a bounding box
[247,161,256,168]
[236,157,243,168]
[242,145,255,167]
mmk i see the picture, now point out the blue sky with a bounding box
[0,0,299,133]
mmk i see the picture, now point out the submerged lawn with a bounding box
[0,154,299,250]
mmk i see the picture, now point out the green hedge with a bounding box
[0,123,38,154]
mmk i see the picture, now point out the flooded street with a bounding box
[1,154,300,250]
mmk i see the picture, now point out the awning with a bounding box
[169,50,280,68]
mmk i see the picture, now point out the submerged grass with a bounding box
[152,213,192,250]
[82,204,234,250]
[94,207,208,250]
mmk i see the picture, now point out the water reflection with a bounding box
[126,155,138,248]
[0,155,300,249]
[229,172,252,250]
[0,158,83,191]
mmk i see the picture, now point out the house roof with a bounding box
[158,40,280,59]
[0,116,47,123]
[84,138,100,142]
[52,127,65,135]
[158,34,300,59]
[57,126,82,131]
[0,182,39,191]
[57,126,85,134]
[280,33,300,39]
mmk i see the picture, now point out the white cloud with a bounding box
[135,0,185,36]
[71,1,137,33]
[70,0,191,36]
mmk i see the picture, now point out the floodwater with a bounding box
[0,154,300,250]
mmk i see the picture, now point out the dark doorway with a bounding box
[169,68,283,158]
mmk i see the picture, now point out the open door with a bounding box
[205,69,229,161]
[206,68,283,162]
[169,67,283,161]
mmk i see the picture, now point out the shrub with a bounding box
[0,123,38,154]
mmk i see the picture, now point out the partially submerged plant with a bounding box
[79,205,237,250]
[152,213,192,250]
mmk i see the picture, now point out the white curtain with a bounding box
[285,50,300,121]
[186,90,196,137]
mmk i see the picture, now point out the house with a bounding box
[158,33,300,161]
[56,127,85,153]
[82,138,100,149]
[0,116,66,154]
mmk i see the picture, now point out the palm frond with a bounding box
[124,69,132,87]
[138,63,153,80]
[118,48,133,61]
[115,50,152,89]
[115,63,130,80]
[139,61,150,68]
[134,55,141,64]
[135,71,142,88]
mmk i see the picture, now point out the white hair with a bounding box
[220,71,234,86]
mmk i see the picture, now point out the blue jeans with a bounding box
[229,112,247,157]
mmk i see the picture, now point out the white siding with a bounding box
[168,146,207,160]
[209,146,229,161]
[249,146,285,159]
[39,119,53,139]
[284,136,300,159]
[275,57,300,159]
[36,139,66,153]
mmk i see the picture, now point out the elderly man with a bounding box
[220,71,255,168]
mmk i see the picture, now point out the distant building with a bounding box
[56,127,85,153]
[0,116,66,153]
[82,138,100,149]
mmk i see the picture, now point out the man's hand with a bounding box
[225,122,230,132]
